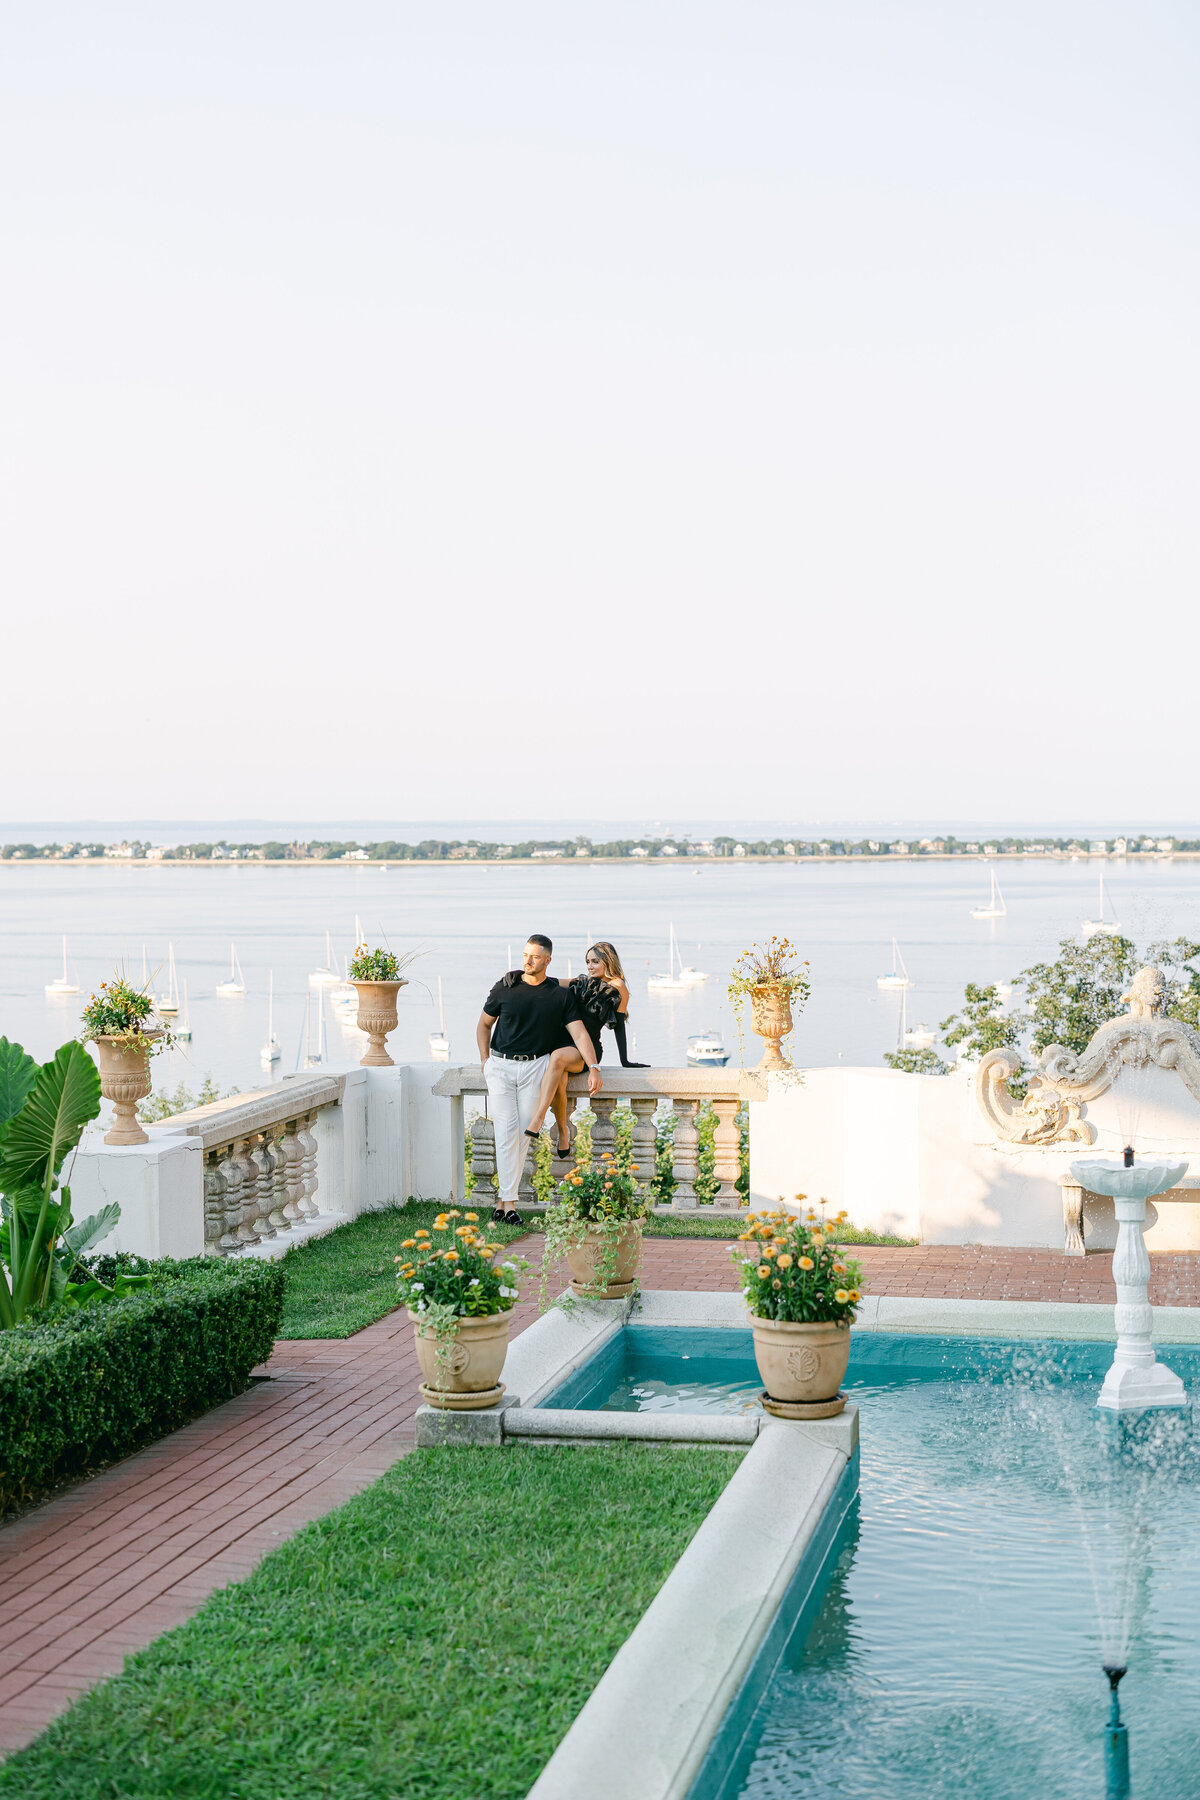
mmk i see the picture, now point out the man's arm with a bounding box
[567,1020,603,1096]
[477,1011,497,1064]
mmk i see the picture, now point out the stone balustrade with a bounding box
[431,1066,765,1213]
[150,1076,345,1255]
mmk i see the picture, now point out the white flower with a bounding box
[499,1284,517,1298]
[410,1281,424,1292]
[468,1278,480,1288]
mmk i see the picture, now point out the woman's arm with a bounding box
[611,978,630,1016]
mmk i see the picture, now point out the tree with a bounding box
[940,983,1024,1063]
[883,1047,949,1075]
[1017,935,1140,1058]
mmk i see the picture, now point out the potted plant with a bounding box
[733,1204,862,1417]
[727,937,811,1069]
[542,1152,651,1302]
[395,1210,527,1409]
[348,943,417,1067]
[80,978,168,1145]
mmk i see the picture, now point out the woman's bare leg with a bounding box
[527,1048,583,1141]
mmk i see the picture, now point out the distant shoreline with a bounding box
[4,852,1197,870]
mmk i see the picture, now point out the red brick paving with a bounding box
[1,1235,1198,1751]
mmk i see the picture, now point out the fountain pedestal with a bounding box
[1070,1158,1189,1413]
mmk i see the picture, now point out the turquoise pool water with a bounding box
[696,1333,1200,1800]
[538,1323,763,1414]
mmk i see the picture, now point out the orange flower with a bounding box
[757,1265,770,1279]
[848,1289,861,1303]
[776,1253,793,1269]
[414,1229,429,1237]
[798,1255,814,1271]
[835,1289,850,1304]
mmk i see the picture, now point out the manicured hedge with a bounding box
[0,1258,285,1514]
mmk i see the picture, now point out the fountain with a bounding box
[1069,1148,1189,1411]
[1102,1665,1130,1800]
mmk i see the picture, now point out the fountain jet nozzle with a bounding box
[1102,1665,1130,1799]
[1123,1145,1134,1168]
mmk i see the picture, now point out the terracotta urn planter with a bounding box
[352,978,406,1066]
[565,1221,644,1299]
[411,1309,512,1409]
[750,1316,851,1418]
[750,983,793,1070]
[94,1032,162,1146]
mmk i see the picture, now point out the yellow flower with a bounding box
[602,1152,613,1160]
[745,1213,759,1225]
[776,1253,793,1269]
[444,1250,459,1261]
[446,1209,461,1218]
[757,1265,770,1279]
[833,1262,847,1274]
[479,1247,495,1257]
[798,1255,814,1270]
[772,1278,782,1289]
[848,1289,861,1303]
[401,1239,417,1248]
[811,1232,825,1249]
[414,1229,429,1237]
[762,1246,776,1260]
[455,1226,471,1237]
[836,1210,848,1223]
[465,1211,479,1221]
[835,1289,850,1304]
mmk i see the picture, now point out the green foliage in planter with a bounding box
[734,1204,864,1324]
[0,1256,284,1514]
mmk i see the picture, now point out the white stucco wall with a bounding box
[749,1065,1200,1251]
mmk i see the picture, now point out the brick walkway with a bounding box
[1,1236,1198,1752]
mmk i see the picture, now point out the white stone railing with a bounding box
[149,1076,345,1255]
[431,1066,765,1213]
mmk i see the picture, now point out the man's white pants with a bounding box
[485,1054,549,1210]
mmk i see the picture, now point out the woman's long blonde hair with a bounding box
[587,941,626,983]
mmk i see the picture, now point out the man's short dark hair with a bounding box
[527,933,553,953]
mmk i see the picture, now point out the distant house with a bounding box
[574,846,590,856]
[690,841,715,856]
[1089,841,1108,857]
[1140,839,1156,852]
[496,845,513,858]
[817,841,832,854]
[965,842,979,853]
[868,840,880,853]
[1027,843,1047,855]
[1158,839,1175,853]
[630,846,649,858]
[1112,838,1128,856]
[660,844,677,856]
[342,848,369,861]
[890,842,909,855]
[146,847,166,862]
[732,844,747,858]
[532,848,563,859]
[448,845,478,859]
[983,844,998,856]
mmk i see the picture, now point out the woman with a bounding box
[524,941,647,1155]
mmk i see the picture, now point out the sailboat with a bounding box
[970,867,1007,920]
[877,938,914,990]
[303,989,327,1067]
[176,980,192,1041]
[1083,874,1122,937]
[309,930,342,987]
[216,944,246,996]
[44,936,79,996]
[647,924,708,991]
[260,971,281,1064]
[429,976,450,1061]
[157,942,181,1016]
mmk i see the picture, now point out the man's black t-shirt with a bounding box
[483,976,586,1059]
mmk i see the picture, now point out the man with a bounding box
[476,934,601,1224]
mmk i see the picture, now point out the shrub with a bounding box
[0,1256,284,1514]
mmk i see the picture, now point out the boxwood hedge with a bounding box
[0,1257,285,1514]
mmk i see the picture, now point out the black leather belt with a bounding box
[493,1052,539,1062]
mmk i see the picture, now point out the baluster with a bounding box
[248,1132,277,1240]
[233,1138,259,1242]
[629,1097,659,1193]
[280,1117,306,1222]
[298,1111,320,1217]
[204,1149,228,1255]
[711,1099,743,1210]
[589,1096,618,1166]
[217,1140,245,1249]
[469,1113,496,1202]
[266,1126,291,1233]
[671,1099,700,1210]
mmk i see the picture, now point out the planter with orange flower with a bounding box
[733,1204,863,1418]
[80,977,168,1145]
[394,1210,528,1409]
[542,1154,651,1303]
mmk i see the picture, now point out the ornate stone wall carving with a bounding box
[975,965,1200,1147]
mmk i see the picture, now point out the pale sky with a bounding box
[4,3,1197,824]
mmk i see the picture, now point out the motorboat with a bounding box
[45,935,79,996]
[877,938,914,990]
[970,866,1007,920]
[260,971,281,1065]
[686,1031,730,1067]
[216,944,246,996]
[903,1022,937,1049]
[648,923,707,991]
[157,942,181,1016]
[309,930,342,987]
[429,976,450,1061]
[1083,874,1122,937]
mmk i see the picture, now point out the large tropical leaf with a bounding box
[0,1042,102,1195]
[62,1202,121,1260]
[0,1038,38,1137]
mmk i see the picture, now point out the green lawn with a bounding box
[642,1211,915,1244]
[0,1445,739,1800]
[277,1203,531,1338]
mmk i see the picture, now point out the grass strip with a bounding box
[277,1202,530,1338]
[0,1444,739,1800]
[641,1212,915,1244]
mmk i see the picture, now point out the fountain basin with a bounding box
[1069,1157,1189,1202]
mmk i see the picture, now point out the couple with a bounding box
[475,933,646,1225]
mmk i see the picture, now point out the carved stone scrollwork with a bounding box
[976,1050,1096,1146]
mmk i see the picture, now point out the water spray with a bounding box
[1102,1664,1130,1799]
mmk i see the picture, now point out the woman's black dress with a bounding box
[568,976,649,1068]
